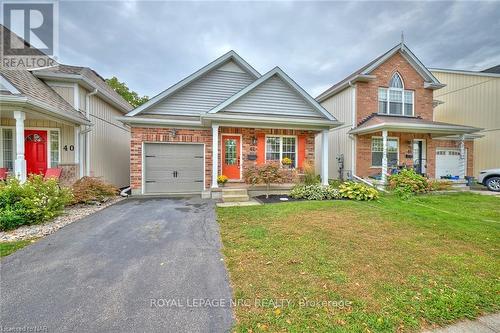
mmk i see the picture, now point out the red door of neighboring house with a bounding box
[222,135,240,179]
[25,130,47,176]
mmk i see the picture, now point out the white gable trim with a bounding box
[0,75,21,94]
[207,67,337,121]
[363,43,442,86]
[126,51,261,117]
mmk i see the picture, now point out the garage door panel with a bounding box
[144,143,204,194]
[435,148,466,179]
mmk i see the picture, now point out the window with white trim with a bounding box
[265,136,297,167]
[378,73,414,116]
[1,128,14,171]
[49,130,60,168]
[371,137,398,167]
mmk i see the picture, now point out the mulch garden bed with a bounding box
[254,194,304,204]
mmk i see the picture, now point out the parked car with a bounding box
[477,168,500,192]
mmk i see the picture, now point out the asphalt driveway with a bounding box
[0,197,233,332]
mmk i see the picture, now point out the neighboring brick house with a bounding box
[120,51,340,196]
[316,42,481,183]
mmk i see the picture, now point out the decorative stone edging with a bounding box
[0,197,126,242]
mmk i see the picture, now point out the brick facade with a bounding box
[356,52,434,124]
[130,126,317,193]
[356,132,474,179]
[353,52,474,179]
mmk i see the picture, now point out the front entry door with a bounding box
[25,130,48,176]
[222,135,240,179]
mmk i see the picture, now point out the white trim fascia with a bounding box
[349,122,482,135]
[116,116,203,127]
[0,75,21,94]
[208,67,338,122]
[0,95,90,125]
[125,51,261,117]
[316,74,375,102]
[31,71,131,113]
[429,68,500,78]
[73,83,80,110]
[203,113,341,128]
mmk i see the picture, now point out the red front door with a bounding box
[25,130,48,176]
[222,135,240,179]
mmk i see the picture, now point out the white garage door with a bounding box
[435,148,466,179]
[144,143,204,194]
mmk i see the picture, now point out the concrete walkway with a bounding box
[423,313,500,333]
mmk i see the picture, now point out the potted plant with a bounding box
[281,157,292,169]
[217,175,229,187]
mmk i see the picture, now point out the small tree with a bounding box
[259,163,286,198]
[106,76,149,108]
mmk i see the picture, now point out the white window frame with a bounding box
[264,135,298,168]
[378,73,415,116]
[370,136,399,168]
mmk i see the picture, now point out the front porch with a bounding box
[350,115,481,183]
[0,109,87,185]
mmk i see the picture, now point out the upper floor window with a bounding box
[378,73,414,116]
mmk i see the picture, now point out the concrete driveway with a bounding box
[0,197,233,333]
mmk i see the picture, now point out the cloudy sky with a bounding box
[57,1,500,98]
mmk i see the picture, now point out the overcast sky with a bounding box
[57,1,500,98]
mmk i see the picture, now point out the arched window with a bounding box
[389,73,403,88]
[378,72,414,116]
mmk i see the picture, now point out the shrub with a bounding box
[428,180,453,191]
[289,184,340,201]
[302,160,320,185]
[338,182,379,201]
[0,175,72,231]
[71,177,118,204]
[243,163,287,198]
[388,169,429,199]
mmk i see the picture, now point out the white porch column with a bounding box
[381,130,388,184]
[13,111,27,182]
[211,124,219,188]
[321,129,329,186]
[459,134,466,178]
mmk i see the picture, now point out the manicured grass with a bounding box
[0,239,35,257]
[217,193,500,332]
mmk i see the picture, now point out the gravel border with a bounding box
[0,197,126,242]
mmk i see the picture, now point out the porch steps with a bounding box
[221,188,250,202]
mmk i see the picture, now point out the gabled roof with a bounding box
[0,69,89,124]
[208,66,337,122]
[317,43,444,102]
[31,64,133,113]
[482,65,500,74]
[126,50,261,117]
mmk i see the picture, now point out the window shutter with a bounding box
[256,133,266,165]
[298,135,306,168]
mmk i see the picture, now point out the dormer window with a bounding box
[378,73,414,116]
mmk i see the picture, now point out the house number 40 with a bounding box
[63,145,75,151]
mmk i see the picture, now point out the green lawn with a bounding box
[217,193,500,332]
[0,239,35,258]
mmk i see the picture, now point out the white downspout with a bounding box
[85,89,98,177]
[348,81,357,179]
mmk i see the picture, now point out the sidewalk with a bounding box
[423,313,500,333]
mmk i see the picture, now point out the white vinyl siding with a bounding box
[222,75,324,119]
[318,86,354,179]
[145,64,254,116]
